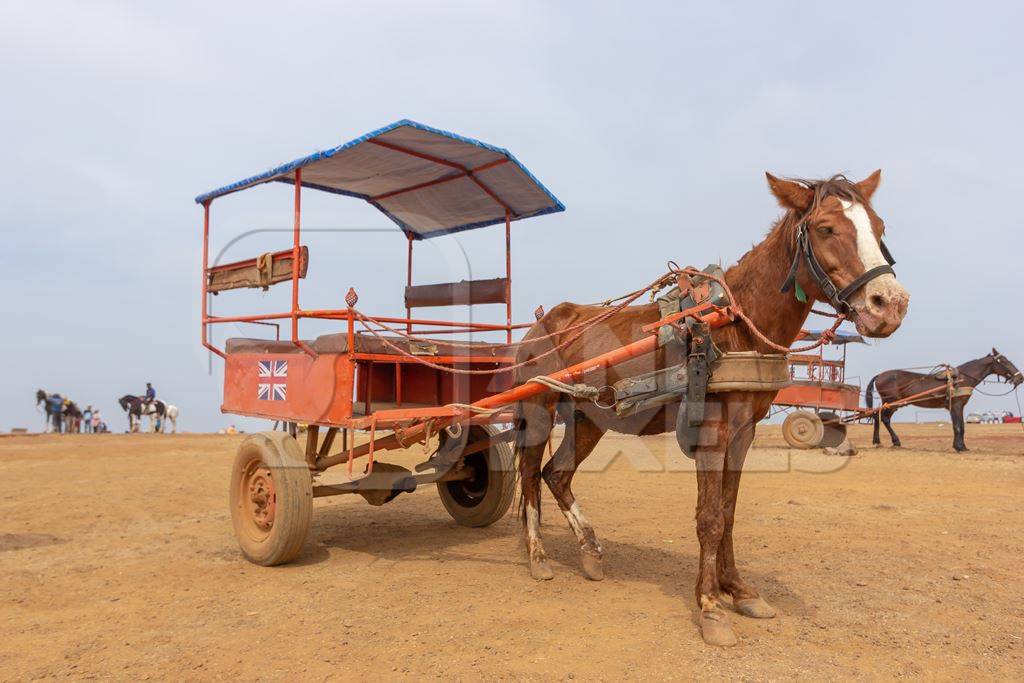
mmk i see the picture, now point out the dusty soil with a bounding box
[1,423,1022,680]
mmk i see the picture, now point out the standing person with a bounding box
[83,405,93,434]
[48,393,64,433]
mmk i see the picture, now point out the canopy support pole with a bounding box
[406,232,414,334]
[201,202,225,358]
[505,211,512,344]
[291,168,315,357]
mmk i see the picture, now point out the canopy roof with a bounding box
[195,119,565,239]
[798,329,867,346]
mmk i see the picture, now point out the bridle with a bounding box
[781,221,897,315]
[991,351,1024,386]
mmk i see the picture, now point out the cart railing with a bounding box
[201,167,532,360]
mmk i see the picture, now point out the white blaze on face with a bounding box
[840,200,901,306]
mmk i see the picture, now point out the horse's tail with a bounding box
[512,401,527,523]
[865,376,877,410]
[866,375,882,444]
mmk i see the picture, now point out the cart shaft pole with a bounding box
[315,306,730,470]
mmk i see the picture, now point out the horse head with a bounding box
[36,389,46,405]
[767,171,909,338]
[118,395,134,412]
[989,348,1023,386]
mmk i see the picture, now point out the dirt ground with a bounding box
[1,423,1022,680]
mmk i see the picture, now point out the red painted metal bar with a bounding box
[467,174,512,214]
[505,212,513,344]
[366,138,513,214]
[205,309,530,331]
[315,306,732,470]
[369,159,509,202]
[367,138,465,171]
[289,169,315,357]
[201,202,225,358]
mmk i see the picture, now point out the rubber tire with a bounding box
[782,410,824,449]
[230,431,313,566]
[436,424,516,527]
[818,411,847,448]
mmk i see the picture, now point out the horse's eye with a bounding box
[816,226,834,236]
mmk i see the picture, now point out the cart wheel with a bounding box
[818,411,847,448]
[229,431,312,566]
[436,424,516,527]
[782,410,824,449]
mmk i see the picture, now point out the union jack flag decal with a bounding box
[257,360,288,401]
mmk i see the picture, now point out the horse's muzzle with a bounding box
[849,275,909,338]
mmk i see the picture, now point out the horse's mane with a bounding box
[736,174,869,268]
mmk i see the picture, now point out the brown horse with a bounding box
[867,350,1022,451]
[513,171,909,646]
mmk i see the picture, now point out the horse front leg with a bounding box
[717,422,776,619]
[950,400,968,452]
[694,421,734,646]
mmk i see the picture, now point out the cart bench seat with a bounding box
[226,332,517,360]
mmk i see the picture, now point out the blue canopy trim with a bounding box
[195,119,565,239]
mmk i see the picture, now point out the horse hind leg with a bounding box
[542,405,606,581]
[881,408,901,447]
[517,401,555,581]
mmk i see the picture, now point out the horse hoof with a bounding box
[580,552,604,581]
[734,596,776,619]
[530,559,554,581]
[700,609,738,647]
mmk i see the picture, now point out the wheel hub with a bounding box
[245,464,276,531]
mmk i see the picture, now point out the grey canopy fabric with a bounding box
[195,120,564,239]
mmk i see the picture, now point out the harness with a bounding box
[629,227,898,458]
[780,223,897,315]
[611,266,791,457]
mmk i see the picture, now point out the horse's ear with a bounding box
[855,169,882,202]
[766,173,813,211]
[992,347,999,356]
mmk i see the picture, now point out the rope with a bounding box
[350,270,673,376]
[352,264,844,382]
[525,376,602,400]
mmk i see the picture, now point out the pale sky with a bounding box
[3,1,1022,432]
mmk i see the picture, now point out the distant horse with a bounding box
[36,389,63,432]
[119,395,164,432]
[866,349,1022,451]
[63,400,84,433]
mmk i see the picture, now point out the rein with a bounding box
[780,222,896,315]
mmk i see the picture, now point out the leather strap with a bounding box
[780,224,897,315]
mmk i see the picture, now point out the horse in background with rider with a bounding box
[118,394,180,433]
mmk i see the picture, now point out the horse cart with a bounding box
[772,330,865,449]
[196,120,741,565]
